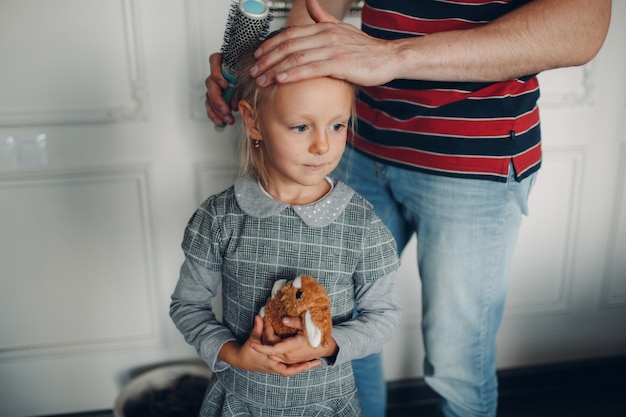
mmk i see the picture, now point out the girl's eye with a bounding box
[292,125,308,133]
[331,123,346,132]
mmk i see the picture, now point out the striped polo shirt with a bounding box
[354,0,541,182]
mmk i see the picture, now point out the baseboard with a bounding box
[387,355,626,417]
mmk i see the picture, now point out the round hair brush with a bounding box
[220,0,272,105]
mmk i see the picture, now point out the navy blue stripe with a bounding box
[384,74,537,92]
[364,0,532,25]
[355,119,541,157]
[358,89,540,120]
[350,146,542,183]
[361,25,416,42]
[385,79,493,91]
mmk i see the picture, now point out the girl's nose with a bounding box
[310,132,330,154]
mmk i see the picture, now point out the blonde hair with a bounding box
[234,45,277,184]
[233,30,357,186]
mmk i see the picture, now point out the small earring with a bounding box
[253,139,260,148]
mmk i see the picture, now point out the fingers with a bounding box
[240,317,323,377]
[255,347,322,376]
[250,315,264,341]
[252,24,339,86]
[278,359,323,376]
[205,53,235,127]
[251,332,317,365]
[241,337,321,377]
[261,317,283,345]
[209,53,228,89]
[282,316,304,330]
[305,0,341,24]
[206,77,235,127]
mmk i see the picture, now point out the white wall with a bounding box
[0,1,624,416]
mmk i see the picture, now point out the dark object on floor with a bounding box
[122,374,209,417]
[113,362,212,417]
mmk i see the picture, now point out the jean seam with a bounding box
[476,169,514,416]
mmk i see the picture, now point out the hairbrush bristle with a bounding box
[221,0,272,77]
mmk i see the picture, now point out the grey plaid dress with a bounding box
[171,175,400,417]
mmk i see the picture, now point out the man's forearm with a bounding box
[392,0,611,82]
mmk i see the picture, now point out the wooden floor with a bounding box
[39,356,626,417]
[387,355,626,417]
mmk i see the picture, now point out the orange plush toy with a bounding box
[260,275,332,348]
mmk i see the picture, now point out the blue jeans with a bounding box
[335,146,536,417]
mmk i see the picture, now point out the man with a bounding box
[205,1,611,416]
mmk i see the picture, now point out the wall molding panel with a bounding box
[194,161,238,204]
[0,165,159,358]
[0,0,148,127]
[538,63,595,107]
[601,143,626,308]
[506,148,586,316]
[185,0,207,121]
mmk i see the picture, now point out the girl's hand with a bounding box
[220,315,320,376]
[251,316,338,365]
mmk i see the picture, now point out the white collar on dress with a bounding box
[234,174,354,227]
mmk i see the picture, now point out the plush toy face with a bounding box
[260,275,332,348]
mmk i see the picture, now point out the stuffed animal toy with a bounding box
[260,275,332,348]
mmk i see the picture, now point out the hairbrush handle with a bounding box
[221,71,237,107]
[217,0,271,130]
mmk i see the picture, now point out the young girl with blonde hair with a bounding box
[170,40,401,417]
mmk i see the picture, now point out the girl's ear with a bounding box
[238,100,262,140]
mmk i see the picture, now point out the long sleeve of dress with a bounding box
[330,271,402,365]
[169,257,237,372]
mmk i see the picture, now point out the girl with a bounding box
[170,44,401,417]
